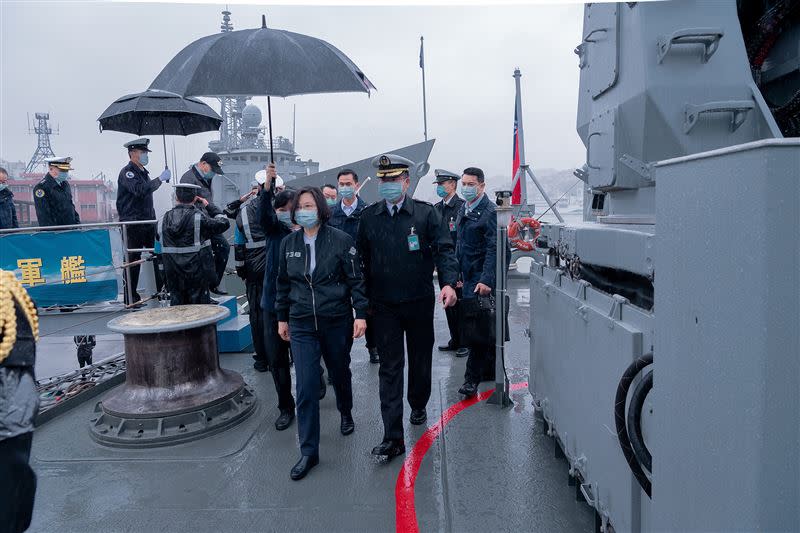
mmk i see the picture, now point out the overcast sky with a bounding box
[0,1,585,201]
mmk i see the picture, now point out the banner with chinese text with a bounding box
[1,229,119,306]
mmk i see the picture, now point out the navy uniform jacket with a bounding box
[33,175,80,227]
[434,194,465,253]
[328,196,366,242]
[357,197,458,305]
[0,188,19,229]
[455,194,497,298]
[116,161,162,221]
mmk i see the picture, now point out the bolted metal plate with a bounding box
[107,304,230,334]
[89,385,257,448]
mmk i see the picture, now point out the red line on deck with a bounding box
[395,382,529,533]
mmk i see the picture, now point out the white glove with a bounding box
[159,168,172,182]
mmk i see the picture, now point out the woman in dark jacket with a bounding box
[257,178,298,432]
[275,186,368,481]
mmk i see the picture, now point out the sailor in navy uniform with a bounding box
[433,169,466,355]
[156,183,230,306]
[33,156,80,227]
[356,154,459,461]
[116,138,171,304]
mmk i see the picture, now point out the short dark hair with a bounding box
[462,167,485,183]
[274,189,296,210]
[291,186,331,225]
[175,188,195,203]
[322,183,337,192]
[0,167,7,177]
[337,169,358,182]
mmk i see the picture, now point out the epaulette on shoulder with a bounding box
[414,198,434,207]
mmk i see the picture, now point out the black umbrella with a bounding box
[98,89,223,169]
[149,15,375,162]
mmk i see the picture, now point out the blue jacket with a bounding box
[116,161,162,221]
[257,188,292,314]
[328,197,366,242]
[455,194,497,298]
[0,188,18,229]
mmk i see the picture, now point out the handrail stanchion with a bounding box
[121,224,134,306]
[488,226,512,407]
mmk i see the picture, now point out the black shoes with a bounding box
[340,413,355,436]
[319,371,327,400]
[210,286,228,296]
[253,360,269,372]
[455,347,470,358]
[275,409,295,431]
[371,439,405,461]
[409,409,427,425]
[437,340,457,352]
[290,455,319,480]
[458,382,479,397]
[368,347,380,364]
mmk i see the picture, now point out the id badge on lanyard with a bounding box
[407,226,420,252]
[448,217,456,232]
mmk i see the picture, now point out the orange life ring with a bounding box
[508,217,541,251]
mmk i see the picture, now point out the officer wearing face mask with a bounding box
[357,154,459,462]
[433,169,465,355]
[180,152,230,295]
[33,157,80,227]
[117,138,171,305]
[321,184,338,208]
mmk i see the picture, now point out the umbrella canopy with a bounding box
[98,89,222,135]
[148,17,375,98]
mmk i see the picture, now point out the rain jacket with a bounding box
[1,302,38,441]
[455,194,498,298]
[275,224,368,323]
[233,197,267,282]
[0,187,18,229]
[33,174,80,227]
[257,188,292,314]
[157,203,230,291]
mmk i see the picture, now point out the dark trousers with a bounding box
[373,297,434,441]
[170,286,210,306]
[263,311,295,412]
[211,234,230,288]
[289,315,353,457]
[245,278,267,363]
[465,343,496,384]
[365,316,377,350]
[123,223,162,303]
[0,432,36,533]
[442,285,462,348]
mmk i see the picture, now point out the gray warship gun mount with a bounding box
[530,1,799,532]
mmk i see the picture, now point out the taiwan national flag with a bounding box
[511,106,521,205]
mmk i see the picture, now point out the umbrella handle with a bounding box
[162,122,169,170]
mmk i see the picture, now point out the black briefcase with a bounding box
[459,294,510,346]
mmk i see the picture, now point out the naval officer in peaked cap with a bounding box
[356,153,459,461]
[433,169,465,355]
[116,138,171,305]
[156,182,229,306]
[33,156,80,227]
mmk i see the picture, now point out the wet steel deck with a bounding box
[28,279,594,532]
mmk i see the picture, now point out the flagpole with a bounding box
[420,36,428,142]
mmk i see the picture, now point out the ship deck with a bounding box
[28,278,594,532]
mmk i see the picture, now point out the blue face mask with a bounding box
[295,209,319,229]
[379,181,404,203]
[339,185,355,199]
[139,153,149,166]
[0,184,7,192]
[462,185,478,202]
[326,197,337,207]
[277,211,293,228]
[436,185,448,198]
[204,170,216,180]
[57,171,70,183]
